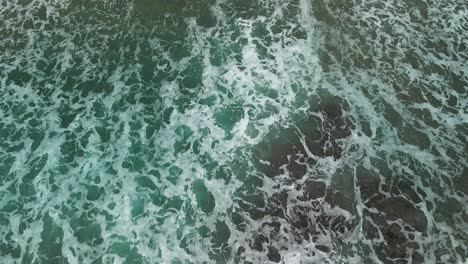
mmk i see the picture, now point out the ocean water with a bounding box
[0,0,467,263]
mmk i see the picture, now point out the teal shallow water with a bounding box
[0,0,467,263]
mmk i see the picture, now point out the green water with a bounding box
[0,0,467,263]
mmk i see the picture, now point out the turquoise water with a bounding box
[0,0,467,263]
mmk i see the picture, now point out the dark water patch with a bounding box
[193,180,216,214]
[252,126,312,178]
[38,213,67,263]
[303,180,326,200]
[253,95,354,179]
[453,167,468,196]
[373,197,427,233]
[305,95,354,159]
